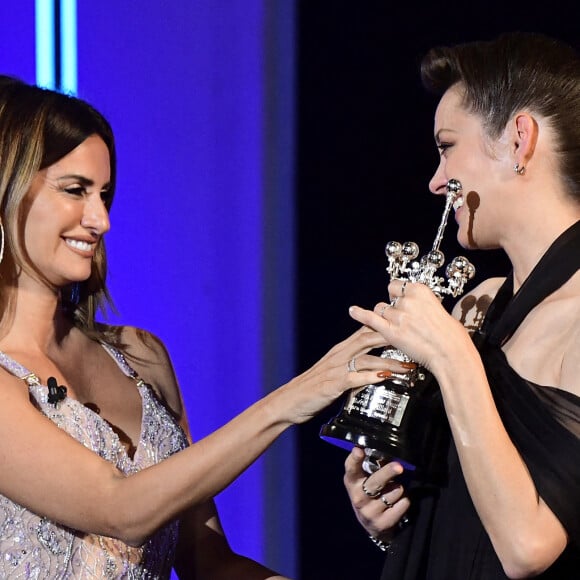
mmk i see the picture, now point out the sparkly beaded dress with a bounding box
[0,343,189,579]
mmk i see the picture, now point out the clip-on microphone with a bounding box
[47,376,67,407]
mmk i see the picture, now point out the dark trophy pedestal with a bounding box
[320,369,450,483]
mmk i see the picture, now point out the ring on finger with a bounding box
[400,280,408,297]
[362,476,382,498]
[378,303,390,318]
[381,495,395,509]
[391,297,399,308]
[347,356,358,373]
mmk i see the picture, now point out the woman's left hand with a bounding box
[349,279,469,375]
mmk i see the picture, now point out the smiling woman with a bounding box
[0,76,394,578]
[23,135,111,288]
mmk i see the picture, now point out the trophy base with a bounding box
[320,377,450,484]
[320,417,417,473]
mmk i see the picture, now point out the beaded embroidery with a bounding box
[0,345,188,579]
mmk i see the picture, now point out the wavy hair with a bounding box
[0,76,118,340]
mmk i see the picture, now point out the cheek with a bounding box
[465,190,481,212]
[457,153,480,176]
[23,210,55,256]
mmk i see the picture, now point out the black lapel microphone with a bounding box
[47,376,68,407]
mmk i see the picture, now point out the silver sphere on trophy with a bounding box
[320,179,475,482]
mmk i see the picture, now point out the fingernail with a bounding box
[377,370,392,378]
[400,362,417,369]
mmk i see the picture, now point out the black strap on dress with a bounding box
[475,219,580,346]
[475,219,580,548]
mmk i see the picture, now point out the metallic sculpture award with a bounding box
[320,179,475,482]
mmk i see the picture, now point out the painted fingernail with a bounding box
[377,371,392,378]
[400,362,417,369]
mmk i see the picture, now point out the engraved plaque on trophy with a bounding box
[320,179,475,482]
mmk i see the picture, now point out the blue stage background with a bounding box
[1,1,296,577]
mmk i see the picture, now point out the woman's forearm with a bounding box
[434,343,567,576]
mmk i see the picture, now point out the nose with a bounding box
[428,161,448,196]
[81,195,110,235]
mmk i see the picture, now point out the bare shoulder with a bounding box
[559,306,580,397]
[106,325,185,420]
[451,277,506,332]
[0,362,36,407]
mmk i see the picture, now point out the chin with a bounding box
[457,219,486,250]
[56,273,91,286]
[456,230,476,250]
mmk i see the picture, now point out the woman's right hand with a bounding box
[344,447,410,541]
[276,324,408,425]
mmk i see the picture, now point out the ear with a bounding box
[512,113,538,169]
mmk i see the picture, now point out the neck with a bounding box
[502,212,580,292]
[0,279,74,354]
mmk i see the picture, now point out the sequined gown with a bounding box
[0,344,189,579]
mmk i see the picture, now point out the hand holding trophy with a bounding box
[320,179,475,481]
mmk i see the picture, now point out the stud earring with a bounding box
[514,163,526,176]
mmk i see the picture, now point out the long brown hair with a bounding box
[0,75,119,341]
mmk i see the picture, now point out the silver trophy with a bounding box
[320,179,475,480]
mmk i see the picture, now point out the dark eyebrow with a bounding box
[57,174,111,190]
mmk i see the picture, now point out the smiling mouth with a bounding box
[65,239,94,252]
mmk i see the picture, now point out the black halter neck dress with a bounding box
[380,221,580,579]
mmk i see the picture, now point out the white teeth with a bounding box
[453,197,464,211]
[66,239,93,251]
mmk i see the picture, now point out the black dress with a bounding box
[380,221,580,580]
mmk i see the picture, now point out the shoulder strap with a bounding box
[0,350,40,385]
[476,220,580,347]
[100,342,145,384]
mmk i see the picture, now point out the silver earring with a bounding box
[514,163,526,176]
